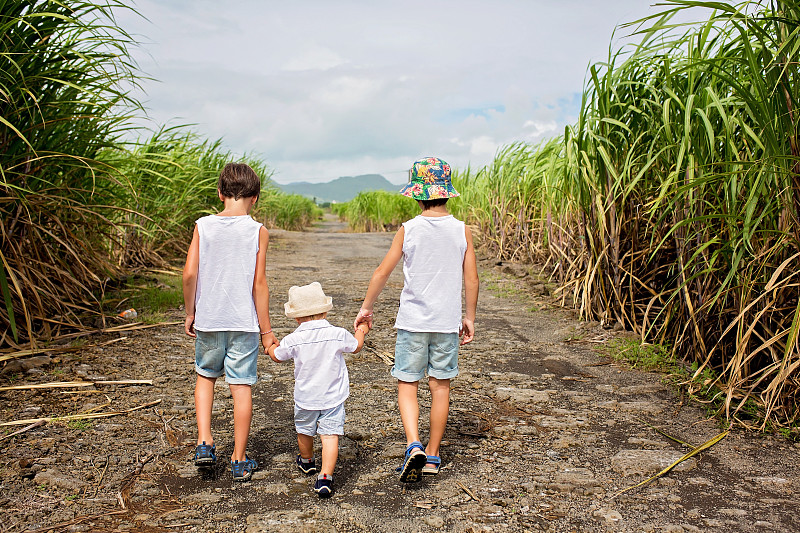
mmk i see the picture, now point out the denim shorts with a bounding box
[194,330,259,385]
[294,402,346,436]
[392,329,459,382]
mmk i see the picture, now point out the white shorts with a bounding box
[294,402,345,436]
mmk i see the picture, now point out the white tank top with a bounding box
[193,215,263,332]
[394,215,467,333]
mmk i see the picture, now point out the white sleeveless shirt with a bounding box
[394,215,467,333]
[193,214,263,332]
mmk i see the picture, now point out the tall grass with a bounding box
[258,192,322,230]
[0,2,316,348]
[0,1,140,346]
[337,191,419,232]
[105,128,318,261]
[454,0,800,429]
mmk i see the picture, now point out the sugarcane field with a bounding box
[3,2,800,532]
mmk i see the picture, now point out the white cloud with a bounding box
[282,43,347,72]
[115,0,703,183]
[523,120,559,140]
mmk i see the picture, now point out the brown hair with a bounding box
[417,198,448,209]
[218,162,261,200]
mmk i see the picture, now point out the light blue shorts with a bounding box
[392,329,459,382]
[194,330,258,385]
[294,402,346,436]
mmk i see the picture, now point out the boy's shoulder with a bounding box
[282,322,354,349]
[196,214,263,226]
[316,322,355,340]
[403,215,464,234]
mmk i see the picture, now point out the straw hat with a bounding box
[284,282,333,318]
[399,157,460,200]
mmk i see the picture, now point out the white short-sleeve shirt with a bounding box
[273,319,357,410]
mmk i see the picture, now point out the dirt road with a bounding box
[2,215,799,532]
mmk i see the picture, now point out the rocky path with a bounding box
[2,216,799,532]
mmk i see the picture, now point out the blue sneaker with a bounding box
[314,474,333,497]
[193,441,216,468]
[398,441,426,483]
[231,456,258,482]
[296,454,317,475]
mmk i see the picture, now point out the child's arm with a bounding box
[253,226,277,351]
[351,323,370,354]
[461,226,479,345]
[182,225,200,338]
[354,227,405,329]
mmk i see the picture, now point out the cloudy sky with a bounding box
[116,1,682,185]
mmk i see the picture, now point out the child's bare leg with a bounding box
[195,375,216,445]
[297,433,314,460]
[397,380,421,445]
[426,377,451,459]
[319,434,339,477]
[229,384,252,462]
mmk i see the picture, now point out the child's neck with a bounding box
[420,205,450,217]
[217,196,256,217]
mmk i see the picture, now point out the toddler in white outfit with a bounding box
[268,282,369,497]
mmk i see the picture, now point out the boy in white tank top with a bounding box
[355,157,480,483]
[182,163,278,482]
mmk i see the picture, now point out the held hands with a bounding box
[459,319,475,345]
[356,322,370,335]
[260,331,278,353]
[354,308,374,330]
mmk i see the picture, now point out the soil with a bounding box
[2,214,799,533]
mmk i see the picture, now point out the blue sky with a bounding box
[116,1,692,184]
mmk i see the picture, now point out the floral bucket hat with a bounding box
[399,157,460,200]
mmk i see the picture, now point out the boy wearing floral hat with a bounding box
[268,282,369,497]
[355,157,479,483]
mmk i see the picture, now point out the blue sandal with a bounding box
[422,455,441,476]
[231,456,258,482]
[398,441,427,483]
[194,441,216,467]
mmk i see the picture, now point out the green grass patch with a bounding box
[103,272,183,324]
[480,271,537,311]
[66,419,93,431]
[600,338,676,373]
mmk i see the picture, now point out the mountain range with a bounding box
[274,174,400,203]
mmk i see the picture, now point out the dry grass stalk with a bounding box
[0,379,152,392]
[640,420,697,449]
[0,399,162,426]
[24,510,128,533]
[92,455,111,498]
[0,381,95,391]
[609,431,729,499]
[0,337,127,363]
[117,452,156,509]
[0,420,46,442]
[456,480,480,501]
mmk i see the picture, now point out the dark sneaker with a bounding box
[296,454,317,475]
[314,474,333,497]
[231,457,258,482]
[398,441,427,483]
[194,441,216,467]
